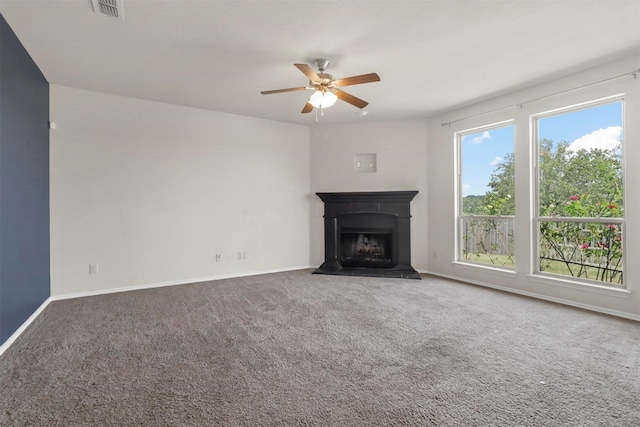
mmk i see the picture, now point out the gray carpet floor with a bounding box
[1,269,639,426]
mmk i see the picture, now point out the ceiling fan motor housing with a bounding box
[314,58,330,72]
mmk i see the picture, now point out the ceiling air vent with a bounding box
[91,0,124,19]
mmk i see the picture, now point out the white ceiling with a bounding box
[1,0,639,125]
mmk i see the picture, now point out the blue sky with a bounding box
[461,101,622,196]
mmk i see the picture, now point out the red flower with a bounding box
[570,195,580,201]
[581,243,589,249]
[608,204,617,209]
[608,224,618,230]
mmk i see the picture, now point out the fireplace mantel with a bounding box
[316,191,419,205]
[314,191,420,279]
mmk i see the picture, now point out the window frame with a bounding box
[531,95,626,288]
[455,120,516,270]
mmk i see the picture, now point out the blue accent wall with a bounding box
[0,14,50,344]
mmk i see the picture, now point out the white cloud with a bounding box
[462,183,471,196]
[468,131,491,145]
[569,126,622,153]
[490,156,503,166]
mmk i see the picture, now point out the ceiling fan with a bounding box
[261,58,380,114]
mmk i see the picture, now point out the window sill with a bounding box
[452,261,517,278]
[527,273,631,299]
[451,263,630,298]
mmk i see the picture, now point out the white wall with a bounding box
[50,85,310,296]
[426,55,640,319]
[309,120,429,271]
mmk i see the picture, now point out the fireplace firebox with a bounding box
[314,191,420,279]
[340,229,394,268]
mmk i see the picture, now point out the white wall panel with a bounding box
[50,86,310,295]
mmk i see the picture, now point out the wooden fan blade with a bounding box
[335,89,368,109]
[334,73,380,87]
[261,87,308,95]
[294,63,321,82]
[301,102,314,114]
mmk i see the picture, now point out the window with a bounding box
[534,100,624,287]
[457,123,515,268]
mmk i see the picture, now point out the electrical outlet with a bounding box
[89,263,99,274]
[215,254,222,262]
[238,251,248,260]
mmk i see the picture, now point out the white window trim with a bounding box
[455,121,516,269]
[531,95,626,289]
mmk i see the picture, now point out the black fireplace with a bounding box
[314,191,420,279]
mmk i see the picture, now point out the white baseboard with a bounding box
[425,270,640,322]
[52,265,315,301]
[0,297,53,357]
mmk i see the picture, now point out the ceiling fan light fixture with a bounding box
[309,90,338,109]
[261,60,380,114]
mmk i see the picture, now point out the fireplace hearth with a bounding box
[314,191,420,279]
